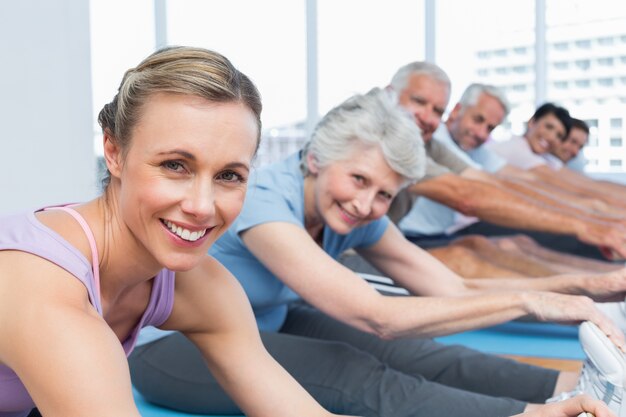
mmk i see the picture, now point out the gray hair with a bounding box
[301,87,426,184]
[458,83,510,117]
[389,61,451,96]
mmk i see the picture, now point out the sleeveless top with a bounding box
[0,207,176,417]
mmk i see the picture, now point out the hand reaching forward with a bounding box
[581,268,626,301]
[577,220,626,261]
[524,292,626,351]
[511,395,613,417]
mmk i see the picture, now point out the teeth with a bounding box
[341,208,358,222]
[164,220,207,242]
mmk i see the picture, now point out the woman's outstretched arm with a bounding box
[511,395,614,417]
[165,256,354,417]
[240,221,622,343]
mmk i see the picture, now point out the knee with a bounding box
[434,244,475,262]
[510,234,537,246]
[324,342,381,371]
[496,234,536,250]
[429,245,459,265]
[289,341,386,396]
[451,234,491,250]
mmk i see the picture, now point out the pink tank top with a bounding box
[0,206,176,416]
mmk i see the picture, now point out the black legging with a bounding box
[129,303,557,417]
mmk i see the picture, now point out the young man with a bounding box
[486,103,572,172]
[549,117,589,169]
[484,105,626,259]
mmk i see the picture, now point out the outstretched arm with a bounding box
[241,222,621,342]
[360,225,625,348]
[496,168,625,218]
[163,257,350,417]
[511,395,614,417]
[532,165,626,209]
[408,171,587,232]
[464,266,626,302]
[408,170,626,258]
[558,166,626,199]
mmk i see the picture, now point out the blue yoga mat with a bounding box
[435,321,584,360]
[134,388,244,417]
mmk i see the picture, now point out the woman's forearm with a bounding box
[362,291,530,339]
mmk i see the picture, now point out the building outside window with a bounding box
[575,59,591,70]
[464,0,626,174]
[611,117,623,129]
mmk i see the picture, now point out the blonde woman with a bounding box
[0,46,350,417]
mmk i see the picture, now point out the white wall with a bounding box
[0,0,96,215]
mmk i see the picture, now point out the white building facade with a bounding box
[474,17,626,173]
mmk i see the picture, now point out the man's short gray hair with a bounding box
[389,61,451,95]
[458,83,510,117]
[301,87,426,185]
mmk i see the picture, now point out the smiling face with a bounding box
[446,93,506,151]
[104,93,258,271]
[304,144,405,236]
[553,126,588,162]
[396,74,450,143]
[525,113,567,155]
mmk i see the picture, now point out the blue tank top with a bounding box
[0,208,176,416]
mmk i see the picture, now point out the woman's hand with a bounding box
[582,268,626,301]
[523,292,626,351]
[511,395,614,417]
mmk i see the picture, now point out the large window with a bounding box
[90,0,156,159]
[89,0,626,174]
[436,0,535,139]
[166,0,306,131]
[317,0,424,115]
[166,0,307,166]
[547,0,626,173]
[90,0,306,167]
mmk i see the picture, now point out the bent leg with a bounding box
[130,331,527,417]
[495,235,622,273]
[432,234,620,278]
[428,242,528,278]
[405,233,578,278]
[449,235,563,277]
[454,222,607,260]
[282,303,559,404]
